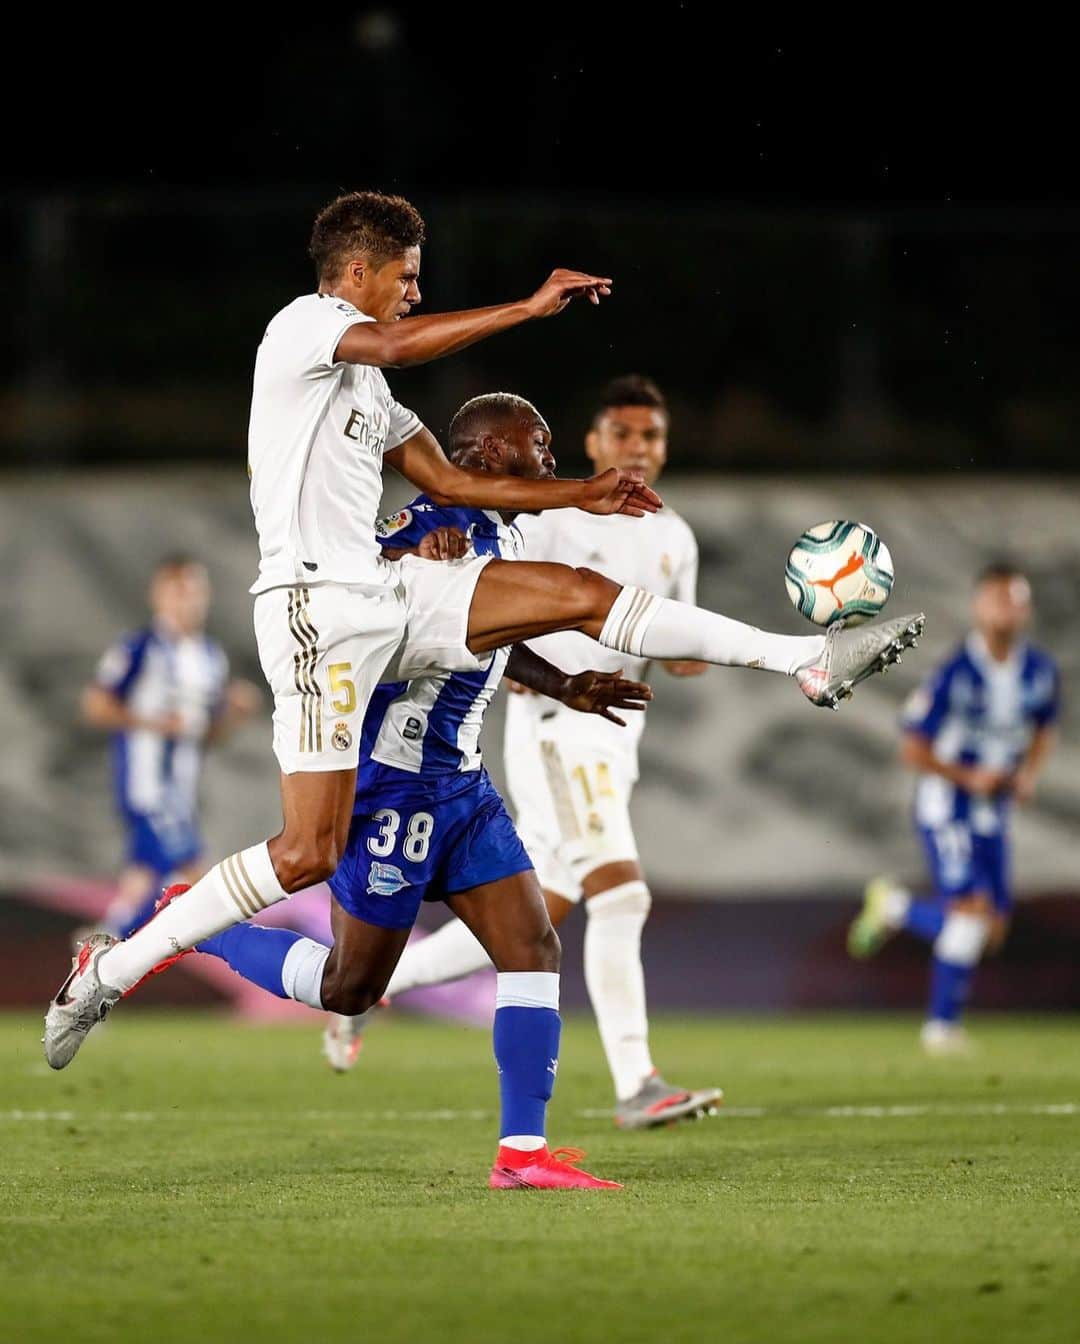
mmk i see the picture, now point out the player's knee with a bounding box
[934,910,991,967]
[270,833,343,893]
[570,567,622,623]
[319,966,385,1016]
[585,879,651,921]
[497,921,561,973]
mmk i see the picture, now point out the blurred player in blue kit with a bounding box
[80,556,259,939]
[849,564,1059,1052]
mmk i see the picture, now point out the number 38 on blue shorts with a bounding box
[327,768,535,929]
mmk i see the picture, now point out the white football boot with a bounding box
[796,613,926,709]
[920,1020,973,1057]
[322,1014,364,1073]
[43,933,122,1070]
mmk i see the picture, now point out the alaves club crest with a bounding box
[367,862,408,897]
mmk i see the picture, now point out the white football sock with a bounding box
[281,938,331,1009]
[98,843,288,992]
[599,587,825,676]
[584,881,655,1102]
[384,919,492,997]
[883,883,912,928]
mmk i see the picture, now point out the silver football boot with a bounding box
[796,613,926,710]
[614,1073,724,1130]
[43,933,122,1070]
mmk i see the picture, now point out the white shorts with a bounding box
[253,555,492,774]
[504,732,639,902]
[381,553,494,683]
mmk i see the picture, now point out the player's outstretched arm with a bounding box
[334,269,613,369]
[385,429,662,517]
[504,645,652,727]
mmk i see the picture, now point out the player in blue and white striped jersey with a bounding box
[81,556,258,940]
[849,563,1059,1052]
[197,398,649,1187]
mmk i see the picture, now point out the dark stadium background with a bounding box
[2,15,1078,1012]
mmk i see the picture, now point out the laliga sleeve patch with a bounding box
[375,508,414,539]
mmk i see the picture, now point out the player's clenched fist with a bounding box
[526,269,614,318]
[417,527,470,561]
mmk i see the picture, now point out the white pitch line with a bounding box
[1,1102,1077,1123]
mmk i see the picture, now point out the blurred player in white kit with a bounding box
[359,377,723,1128]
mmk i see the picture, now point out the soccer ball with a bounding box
[785,521,894,627]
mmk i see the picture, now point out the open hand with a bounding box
[580,467,662,518]
[526,269,613,318]
[561,669,653,726]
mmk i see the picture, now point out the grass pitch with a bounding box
[2,1010,1078,1344]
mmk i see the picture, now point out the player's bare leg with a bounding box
[319,900,413,1071]
[464,560,924,708]
[446,872,620,1190]
[44,768,356,1069]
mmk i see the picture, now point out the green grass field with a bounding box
[3,1010,1078,1344]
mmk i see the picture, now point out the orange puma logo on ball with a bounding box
[811,551,865,598]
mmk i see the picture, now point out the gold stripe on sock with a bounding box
[221,855,259,919]
[614,588,650,652]
[231,849,268,914]
[621,591,659,656]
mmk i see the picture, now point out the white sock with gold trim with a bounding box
[98,843,288,992]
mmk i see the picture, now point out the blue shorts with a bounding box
[123,809,202,876]
[918,823,1011,912]
[328,768,534,930]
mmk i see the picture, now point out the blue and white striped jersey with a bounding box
[901,632,1060,835]
[359,497,523,786]
[95,625,228,822]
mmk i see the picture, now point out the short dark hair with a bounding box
[977,560,1027,586]
[591,373,668,428]
[308,191,426,281]
[448,393,542,455]
[154,553,203,574]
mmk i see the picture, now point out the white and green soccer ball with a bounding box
[785,520,894,627]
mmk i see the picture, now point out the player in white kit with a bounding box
[44,189,924,1179]
[354,377,723,1127]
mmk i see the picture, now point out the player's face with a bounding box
[502,413,557,479]
[359,247,422,322]
[973,575,1032,643]
[585,405,668,485]
[151,565,211,635]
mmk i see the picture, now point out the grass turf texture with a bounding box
[2,1012,1078,1344]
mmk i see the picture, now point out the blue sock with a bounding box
[114,891,163,940]
[904,899,945,945]
[198,925,307,999]
[929,957,974,1023]
[493,972,562,1144]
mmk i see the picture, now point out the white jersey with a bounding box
[247,293,423,595]
[505,506,698,777]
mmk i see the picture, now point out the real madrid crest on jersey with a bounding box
[660,553,674,578]
[375,508,413,539]
[332,721,353,751]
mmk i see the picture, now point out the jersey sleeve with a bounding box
[1031,657,1061,728]
[287,298,371,377]
[375,499,459,551]
[208,642,231,719]
[384,384,424,449]
[94,631,150,701]
[671,526,699,604]
[900,661,954,738]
